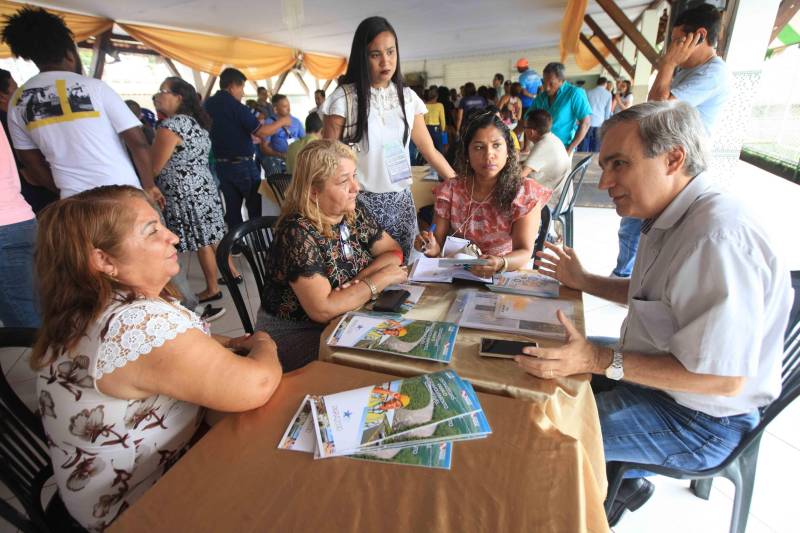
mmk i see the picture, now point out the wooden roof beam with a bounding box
[584,14,636,78]
[595,0,661,67]
[579,33,620,79]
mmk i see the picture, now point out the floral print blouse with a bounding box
[37,297,206,531]
[261,202,384,322]
[433,177,552,256]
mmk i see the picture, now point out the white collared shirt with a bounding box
[620,172,792,417]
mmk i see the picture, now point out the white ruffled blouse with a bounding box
[37,297,206,531]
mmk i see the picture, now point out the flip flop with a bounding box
[198,291,223,303]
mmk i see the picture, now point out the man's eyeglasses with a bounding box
[339,223,354,260]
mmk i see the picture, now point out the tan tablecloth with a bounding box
[110,362,609,533]
[410,165,438,208]
[318,283,606,496]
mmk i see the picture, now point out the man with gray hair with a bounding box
[518,101,792,526]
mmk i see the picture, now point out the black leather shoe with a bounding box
[218,275,243,285]
[606,478,655,527]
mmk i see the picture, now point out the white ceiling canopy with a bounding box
[37,0,657,61]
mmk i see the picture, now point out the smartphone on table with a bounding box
[479,338,537,359]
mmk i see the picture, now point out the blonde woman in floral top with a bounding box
[32,186,282,531]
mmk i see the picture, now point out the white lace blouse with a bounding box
[37,297,206,531]
[321,83,427,194]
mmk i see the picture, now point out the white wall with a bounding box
[401,45,606,89]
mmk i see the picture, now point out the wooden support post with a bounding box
[579,33,620,79]
[273,70,290,94]
[162,56,182,79]
[89,30,112,79]
[771,0,800,41]
[293,70,310,96]
[322,79,333,92]
[192,70,205,94]
[596,0,661,66]
[584,15,636,78]
[203,76,217,101]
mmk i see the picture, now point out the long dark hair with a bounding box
[342,17,409,147]
[455,111,523,213]
[165,77,212,131]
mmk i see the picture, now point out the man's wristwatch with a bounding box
[604,350,624,381]
[363,277,379,301]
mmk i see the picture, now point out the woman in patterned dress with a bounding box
[413,111,551,278]
[321,16,456,260]
[258,140,408,371]
[32,186,282,531]
[152,77,231,303]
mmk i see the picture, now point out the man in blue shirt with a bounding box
[613,4,731,278]
[204,68,290,230]
[579,77,613,152]
[260,94,304,176]
[516,58,541,116]
[527,62,592,154]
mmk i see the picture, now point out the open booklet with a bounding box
[327,313,458,363]
[446,289,570,340]
[409,235,493,284]
[488,270,560,298]
[309,370,488,459]
[278,396,454,470]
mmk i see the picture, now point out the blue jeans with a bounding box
[216,159,262,231]
[0,218,40,327]
[613,217,642,277]
[596,383,758,478]
[578,126,601,152]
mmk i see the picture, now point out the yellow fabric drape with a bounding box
[119,23,297,79]
[575,35,623,71]
[0,0,113,58]
[303,52,347,80]
[560,0,588,62]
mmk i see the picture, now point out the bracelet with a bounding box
[498,256,508,273]
[363,277,379,301]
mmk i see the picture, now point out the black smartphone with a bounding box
[373,289,410,313]
[479,338,537,359]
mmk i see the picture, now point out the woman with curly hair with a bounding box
[413,111,551,278]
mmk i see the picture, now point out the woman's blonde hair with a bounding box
[31,185,176,369]
[280,139,358,238]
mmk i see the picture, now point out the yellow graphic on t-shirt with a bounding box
[13,79,100,130]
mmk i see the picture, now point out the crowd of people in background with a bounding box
[0,4,791,533]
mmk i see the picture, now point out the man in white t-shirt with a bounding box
[521,109,571,212]
[1,7,162,205]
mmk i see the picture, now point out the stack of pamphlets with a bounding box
[409,255,493,284]
[488,270,560,298]
[445,289,577,340]
[278,371,491,470]
[327,312,459,363]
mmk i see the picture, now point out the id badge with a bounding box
[287,137,297,146]
[383,142,412,184]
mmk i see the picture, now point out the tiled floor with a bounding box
[2,160,798,532]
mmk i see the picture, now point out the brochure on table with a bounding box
[446,289,568,340]
[410,236,493,284]
[494,293,578,324]
[327,313,458,363]
[309,370,485,458]
[279,396,454,469]
[488,270,560,298]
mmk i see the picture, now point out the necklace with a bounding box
[455,177,497,238]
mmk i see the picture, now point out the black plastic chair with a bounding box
[0,328,85,532]
[216,216,278,334]
[533,204,551,260]
[551,154,593,248]
[266,173,292,207]
[605,270,800,533]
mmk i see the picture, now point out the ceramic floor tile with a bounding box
[764,396,800,452]
[0,347,24,377]
[5,349,37,385]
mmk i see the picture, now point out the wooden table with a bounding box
[110,362,609,533]
[410,165,439,208]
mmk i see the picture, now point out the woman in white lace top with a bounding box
[32,186,282,531]
[321,16,456,259]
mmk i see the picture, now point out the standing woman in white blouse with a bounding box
[322,16,456,259]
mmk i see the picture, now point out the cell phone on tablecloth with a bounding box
[478,338,537,359]
[373,289,411,313]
